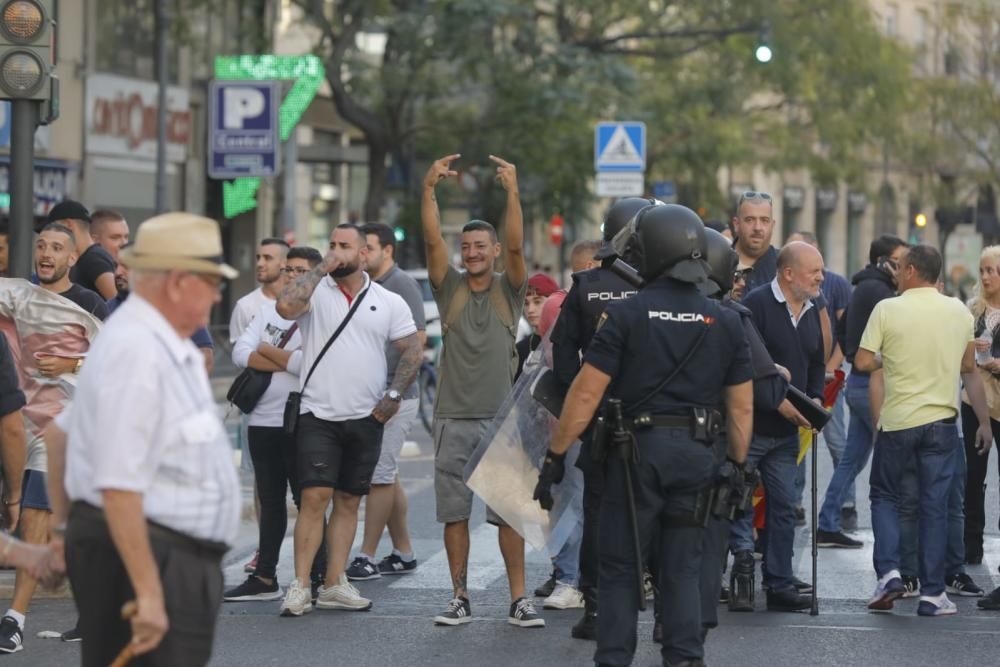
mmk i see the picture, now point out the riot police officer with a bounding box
[536,205,754,667]
[696,228,789,634]
[550,196,658,639]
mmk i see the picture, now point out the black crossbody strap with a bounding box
[300,284,370,392]
[629,324,710,413]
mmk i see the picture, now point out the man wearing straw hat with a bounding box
[45,213,241,666]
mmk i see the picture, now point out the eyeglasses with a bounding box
[737,191,773,209]
[283,266,310,275]
[733,267,753,283]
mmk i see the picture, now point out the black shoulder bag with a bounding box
[283,285,370,435]
[227,322,299,415]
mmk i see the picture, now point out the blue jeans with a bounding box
[870,420,960,597]
[899,440,967,579]
[819,374,874,532]
[825,387,853,506]
[553,513,582,586]
[729,433,800,592]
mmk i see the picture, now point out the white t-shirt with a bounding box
[229,287,274,343]
[298,274,416,421]
[232,303,303,427]
[56,295,240,545]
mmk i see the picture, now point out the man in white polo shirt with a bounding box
[276,224,421,617]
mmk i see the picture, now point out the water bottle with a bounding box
[976,335,992,366]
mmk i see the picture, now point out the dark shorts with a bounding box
[296,412,384,496]
[22,470,50,511]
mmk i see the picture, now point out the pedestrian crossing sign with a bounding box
[594,122,646,172]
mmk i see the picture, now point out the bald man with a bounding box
[728,242,827,613]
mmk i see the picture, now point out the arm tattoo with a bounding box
[276,264,326,318]
[452,563,468,597]
[389,333,423,394]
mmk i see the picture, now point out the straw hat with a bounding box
[120,212,238,279]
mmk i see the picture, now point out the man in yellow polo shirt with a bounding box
[854,245,992,617]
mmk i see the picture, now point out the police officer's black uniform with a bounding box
[697,228,788,632]
[549,197,653,638]
[578,206,753,666]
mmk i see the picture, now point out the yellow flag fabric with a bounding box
[797,427,813,465]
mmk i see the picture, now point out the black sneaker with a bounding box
[60,626,81,642]
[977,586,1000,610]
[0,616,22,654]
[946,572,984,597]
[840,507,858,532]
[224,575,282,601]
[816,529,863,549]
[795,507,806,527]
[791,577,814,594]
[509,597,545,627]
[902,576,920,599]
[534,573,556,598]
[377,553,417,576]
[346,556,381,581]
[766,588,811,612]
[434,597,472,626]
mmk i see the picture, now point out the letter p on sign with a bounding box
[223,87,266,129]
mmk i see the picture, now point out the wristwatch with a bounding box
[386,389,402,403]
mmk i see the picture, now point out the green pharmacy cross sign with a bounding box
[214,55,325,218]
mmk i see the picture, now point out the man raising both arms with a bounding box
[422,154,541,628]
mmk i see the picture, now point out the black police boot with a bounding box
[766,586,811,612]
[728,550,755,612]
[665,660,705,667]
[571,598,597,640]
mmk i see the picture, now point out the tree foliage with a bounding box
[293,0,911,239]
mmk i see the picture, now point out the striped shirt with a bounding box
[57,295,240,545]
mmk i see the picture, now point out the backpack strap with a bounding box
[488,274,517,339]
[442,279,471,338]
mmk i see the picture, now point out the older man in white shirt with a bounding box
[45,213,240,667]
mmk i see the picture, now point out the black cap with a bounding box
[47,199,91,224]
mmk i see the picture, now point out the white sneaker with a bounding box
[279,579,313,617]
[316,579,373,611]
[543,583,585,610]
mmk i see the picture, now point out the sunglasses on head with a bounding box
[737,191,773,208]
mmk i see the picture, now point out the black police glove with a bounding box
[533,450,567,511]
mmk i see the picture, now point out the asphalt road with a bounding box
[9,422,1000,666]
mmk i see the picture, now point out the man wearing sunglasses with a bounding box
[731,191,779,296]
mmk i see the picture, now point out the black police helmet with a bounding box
[610,204,709,283]
[700,227,739,298]
[594,197,659,260]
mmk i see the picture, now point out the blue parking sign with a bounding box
[209,81,280,179]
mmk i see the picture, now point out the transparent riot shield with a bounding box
[463,333,584,556]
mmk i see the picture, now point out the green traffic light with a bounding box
[755,45,773,63]
[394,227,405,242]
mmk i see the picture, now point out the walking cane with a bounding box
[810,428,819,616]
[109,601,138,667]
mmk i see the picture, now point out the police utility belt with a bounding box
[631,408,722,442]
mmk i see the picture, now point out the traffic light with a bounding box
[754,21,773,63]
[393,227,405,242]
[0,0,55,102]
[914,213,927,228]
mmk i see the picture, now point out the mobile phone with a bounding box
[876,257,898,274]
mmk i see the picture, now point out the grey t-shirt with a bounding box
[376,265,426,399]
[433,266,526,419]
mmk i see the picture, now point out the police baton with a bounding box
[608,400,646,611]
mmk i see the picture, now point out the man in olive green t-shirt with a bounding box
[855,245,992,617]
[420,153,544,628]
